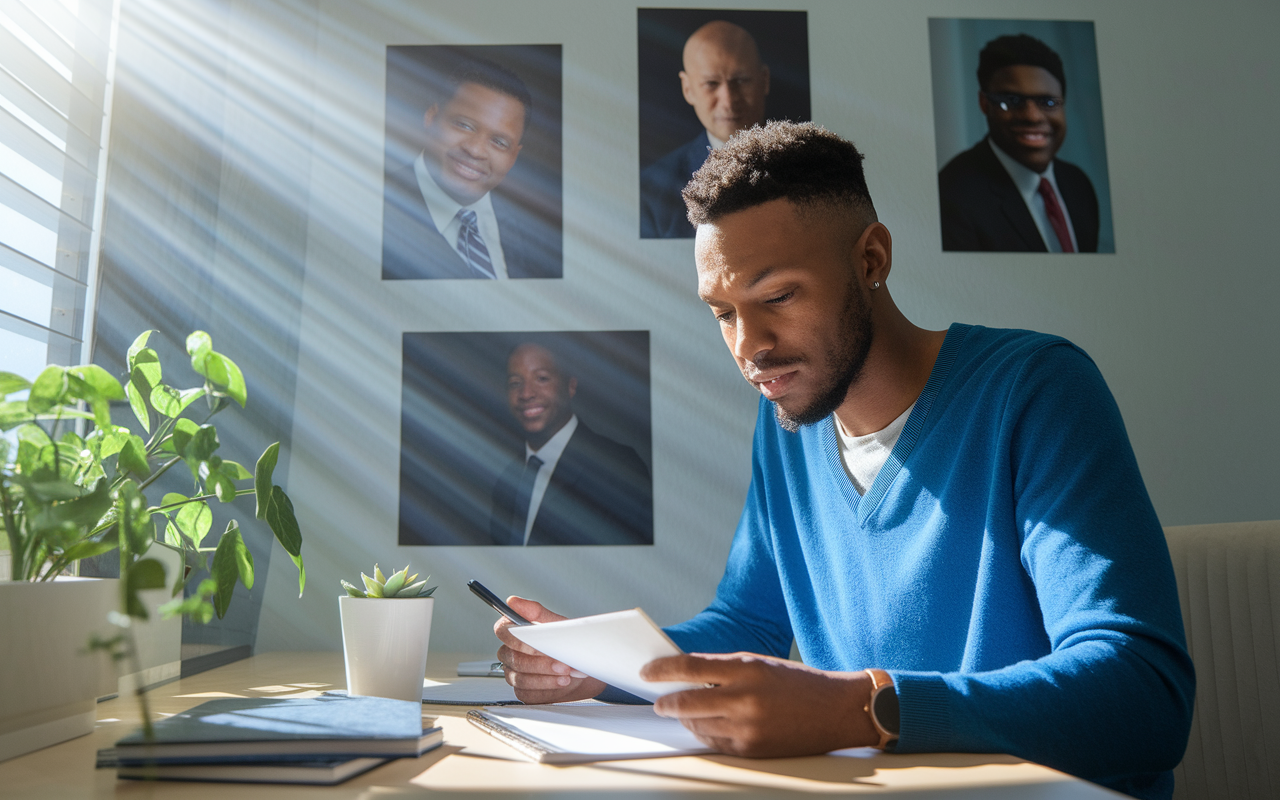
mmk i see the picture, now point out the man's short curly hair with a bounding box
[977,34,1066,97]
[682,121,876,228]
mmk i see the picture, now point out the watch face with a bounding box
[873,686,901,737]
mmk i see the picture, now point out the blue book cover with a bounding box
[114,696,442,761]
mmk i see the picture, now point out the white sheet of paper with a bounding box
[509,608,701,702]
[422,677,520,705]
[476,704,710,762]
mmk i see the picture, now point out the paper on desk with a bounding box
[509,608,701,702]
[422,677,521,705]
[471,704,711,763]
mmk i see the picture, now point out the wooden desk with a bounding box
[0,652,1122,798]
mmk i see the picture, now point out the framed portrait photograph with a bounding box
[637,8,810,239]
[930,19,1114,254]
[382,44,563,279]
[399,331,652,547]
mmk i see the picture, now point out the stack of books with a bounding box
[99,694,443,785]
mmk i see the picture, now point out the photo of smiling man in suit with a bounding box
[489,340,653,547]
[935,30,1110,253]
[382,47,562,279]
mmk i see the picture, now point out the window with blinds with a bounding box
[0,0,118,380]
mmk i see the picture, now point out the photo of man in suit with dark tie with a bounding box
[489,341,653,547]
[937,34,1101,253]
[382,50,562,279]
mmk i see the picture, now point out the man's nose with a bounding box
[459,132,487,157]
[732,311,774,364]
[1014,100,1046,122]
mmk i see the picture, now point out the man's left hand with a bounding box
[641,652,879,757]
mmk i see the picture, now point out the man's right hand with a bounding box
[495,597,607,704]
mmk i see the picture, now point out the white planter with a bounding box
[118,541,184,696]
[0,577,117,762]
[339,596,434,703]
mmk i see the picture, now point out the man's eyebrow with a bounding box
[698,266,781,303]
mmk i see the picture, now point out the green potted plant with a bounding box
[339,564,436,702]
[0,330,305,756]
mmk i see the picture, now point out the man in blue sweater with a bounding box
[495,121,1194,799]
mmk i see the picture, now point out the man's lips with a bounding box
[748,370,798,400]
[1011,128,1053,147]
[519,405,546,419]
[448,155,488,181]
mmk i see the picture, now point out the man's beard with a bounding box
[772,284,873,433]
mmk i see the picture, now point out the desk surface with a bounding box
[0,651,1121,799]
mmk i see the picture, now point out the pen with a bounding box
[468,580,534,626]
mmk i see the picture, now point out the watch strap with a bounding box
[864,668,899,750]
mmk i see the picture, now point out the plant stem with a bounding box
[0,482,21,581]
[136,456,182,493]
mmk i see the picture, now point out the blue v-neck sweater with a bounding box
[666,324,1194,800]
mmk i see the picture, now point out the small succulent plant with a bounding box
[341,563,437,598]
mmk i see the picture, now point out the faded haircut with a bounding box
[682,121,876,228]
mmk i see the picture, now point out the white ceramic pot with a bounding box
[0,577,117,762]
[339,596,434,703]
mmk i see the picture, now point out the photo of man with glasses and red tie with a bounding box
[935,30,1107,253]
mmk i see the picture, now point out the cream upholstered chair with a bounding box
[1165,520,1280,800]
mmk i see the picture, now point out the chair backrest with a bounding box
[1165,520,1280,800]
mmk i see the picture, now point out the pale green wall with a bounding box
[97,0,1280,658]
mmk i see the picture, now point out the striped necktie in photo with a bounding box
[455,208,496,278]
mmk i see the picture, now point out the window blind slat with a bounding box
[0,241,85,289]
[16,0,110,65]
[0,170,91,233]
[0,26,100,129]
[2,1,82,81]
[1,68,66,143]
[0,106,96,183]
[0,306,80,345]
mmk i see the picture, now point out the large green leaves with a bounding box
[150,385,205,419]
[115,480,152,557]
[211,521,253,619]
[254,443,278,519]
[124,557,168,619]
[187,331,247,408]
[0,372,31,398]
[160,579,216,624]
[27,366,68,413]
[265,486,302,558]
[117,434,150,479]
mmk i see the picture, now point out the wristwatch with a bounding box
[864,668,900,750]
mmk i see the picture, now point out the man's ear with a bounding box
[977,91,991,116]
[857,222,892,287]
[761,64,771,96]
[679,71,696,106]
[423,104,439,129]
[567,376,577,399]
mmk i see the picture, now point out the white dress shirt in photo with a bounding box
[988,139,1079,253]
[520,414,578,545]
[413,152,510,278]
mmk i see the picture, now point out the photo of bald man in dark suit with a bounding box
[637,9,809,239]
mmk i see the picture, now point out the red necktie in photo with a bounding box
[1038,178,1076,253]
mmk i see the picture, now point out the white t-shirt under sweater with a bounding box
[834,401,917,495]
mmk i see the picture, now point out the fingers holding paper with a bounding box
[495,596,606,703]
[642,652,879,758]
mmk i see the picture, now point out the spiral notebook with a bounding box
[467,704,711,764]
